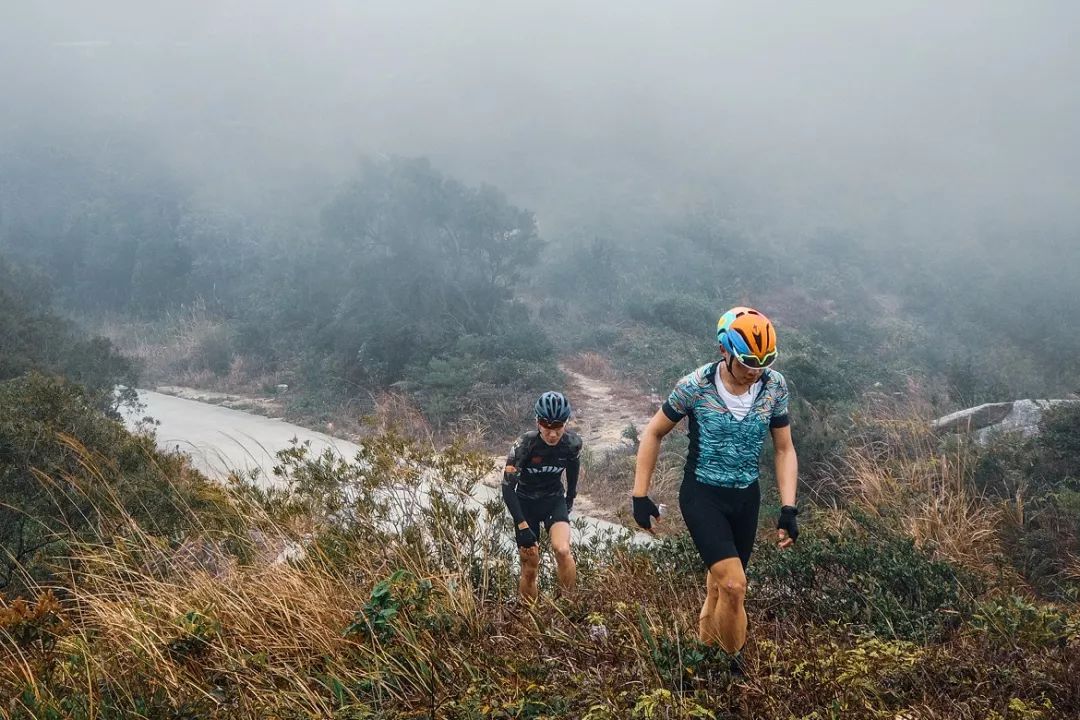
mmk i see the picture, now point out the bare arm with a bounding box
[633,409,679,497]
[771,424,799,548]
[771,424,798,506]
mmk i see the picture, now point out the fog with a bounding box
[3,1,1078,241]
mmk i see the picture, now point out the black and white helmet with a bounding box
[534,391,571,423]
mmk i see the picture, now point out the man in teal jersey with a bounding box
[631,307,799,671]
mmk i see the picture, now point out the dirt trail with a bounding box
[558,365,659,455]
[155,386,285,416]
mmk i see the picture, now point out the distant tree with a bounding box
[0,139,190,315]
[0,254,135,415]
[317,156,543,385]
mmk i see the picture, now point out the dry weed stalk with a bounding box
[842,397,1009,579]
[564,351,618,381]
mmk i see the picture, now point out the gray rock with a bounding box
[933,399,1080,445]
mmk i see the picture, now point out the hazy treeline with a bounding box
[3,133,1078,423]
[3,128,1076,599]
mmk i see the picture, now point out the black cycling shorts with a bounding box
[518,494,570,539]
[679,479,761,569]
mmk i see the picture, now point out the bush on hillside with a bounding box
[749,512,976,642]
[974,404,1080,600]
[189,324,236,376]
[405,323,562,432]
[626,293,716,336]
[0,256,136,415]
[0,373,237,593]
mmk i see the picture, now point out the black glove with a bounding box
[632,495,661,530]
[565,494,575,514]
[778,505,799,542]
[515,526,538,549]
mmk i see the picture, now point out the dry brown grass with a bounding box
[0,455,719,718]
[579,442,688,531]
[4,421,1079,718]
[69,551,375,714]
[85,300,294,398]
[562,351,618,381]
[836,397,1014,581]
[364,390,435,445]
[88,299,221,381]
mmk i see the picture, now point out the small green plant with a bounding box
[985,696,1057,720]
[344,569,434,643]
[973,596,1073,649]
[635,606,731,688]
[167,609,222,660]
[632,689,715,719]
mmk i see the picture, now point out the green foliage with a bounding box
[755,629,927,718]
[973,404,1080,599]
[0,255,136,414]
[314,156,543,387]
[627,293,716,336]
[1036,404,1080,481]
[0,141,194,317]
[632,689,715,719]
[749,513,975,642]
[973,596,1076,649]
[344,570,436,643]
[0,373,234,593]
[406,320,562,427]
[634,607,734,690]
[168,609,223,660]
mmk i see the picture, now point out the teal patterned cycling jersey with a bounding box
[662,363,790,489]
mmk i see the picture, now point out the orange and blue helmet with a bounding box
[716,306,778,369]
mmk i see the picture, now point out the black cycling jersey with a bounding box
[502,430,581,525]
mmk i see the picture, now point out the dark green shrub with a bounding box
[0,373,236,593]
[973,404,1080,599]
[343,570,441,645]
[0,255,136,415]
[626,293,715,336]
[405,324,562,429]
[748,513,976,642]
[190,325,235,375]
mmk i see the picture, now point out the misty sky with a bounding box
[2,1,1078,241]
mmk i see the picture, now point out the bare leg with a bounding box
[699,557,747,653]
[519,545,540,603]
[547,521,576,594]
[699,567,720,645]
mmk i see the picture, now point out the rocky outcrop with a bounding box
[933,398,1080,445]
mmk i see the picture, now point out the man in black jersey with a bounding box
[502,391,582,602]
